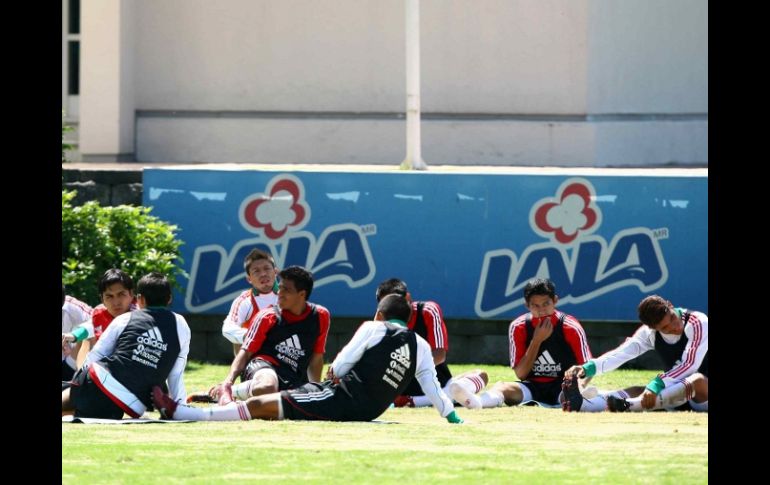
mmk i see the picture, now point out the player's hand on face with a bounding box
[641,389,657,409]
[533,318,553,343]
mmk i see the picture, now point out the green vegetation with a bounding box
[61,189,186,305]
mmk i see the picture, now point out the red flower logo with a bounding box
[239,175,311,240]
[530,178,602,244]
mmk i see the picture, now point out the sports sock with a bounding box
[479,390,504,408]
[173,402,251,421]
[626,378,693,411]
[232,381,252,401]
[579,396,607,412]
[410,395,434,407]
[448,376,484,409]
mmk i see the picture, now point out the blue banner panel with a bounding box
[144,169,707,321]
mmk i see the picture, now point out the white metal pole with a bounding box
[401,0,427,170]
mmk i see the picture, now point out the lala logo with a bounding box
[185,174,375,312]
[474,178,669,318]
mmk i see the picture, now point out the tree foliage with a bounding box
[62,189,186,305]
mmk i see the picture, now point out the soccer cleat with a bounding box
[561,374,583,412]
[606,395,631,412]
[152,386,178,419]
[393,395,415,408]
[448,382,481,409]
[186,391,217,404]
[217,382,234,406]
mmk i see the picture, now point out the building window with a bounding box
[63,0,80,113]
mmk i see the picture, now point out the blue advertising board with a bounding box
[144,168,707,321]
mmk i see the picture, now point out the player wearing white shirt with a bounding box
[61,291,93,380]
[62,273,191,419]
[153,294,464,424]
[221,248,278,356]
[563,295,708,412]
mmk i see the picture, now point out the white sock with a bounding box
[479,390,504,408]
[411,395,434,407]
[448,376,484,409]
[579,396,607,412]
[604,389,631,400]
[232,381,252,401]
[658,379,694,408]
[626,379,693,411]
[173,402,251,421]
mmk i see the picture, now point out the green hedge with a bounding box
[62,189,186,305]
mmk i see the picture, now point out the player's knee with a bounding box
[690,373,708,401]
[491,381,521,406]
[249,379,279,396]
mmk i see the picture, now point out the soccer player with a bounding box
[152,294,464,424]
[199,266,330,404]
[62,272,191,419]
[61,287,93,381]
[221,248,279,356]
[455,278,591,409]
[62,269,136,371]
[375,278,490,409]
[562,294,708,412]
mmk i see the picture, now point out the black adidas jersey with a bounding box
[248,304,327,383]
[346,322,418,405]
[524,314,580,382]
[98,309,183,409]
[330,320,455,419]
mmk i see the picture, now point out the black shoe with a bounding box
[606,395,631,412]
[561,374,583,412]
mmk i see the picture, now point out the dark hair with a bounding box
[279,266,314,299]
[637,295,672,328]
[523,278,556,303]
[377,294,412,322]
[375,278,408,302]
[98,268,134,296]
[62,283,66,307]
[136,272,171,307]
[243,248,275,273]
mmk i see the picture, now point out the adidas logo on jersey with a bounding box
[276,335,305,360]
[390,344,411,367]
[136,327,168,351]
[532,350,561,373]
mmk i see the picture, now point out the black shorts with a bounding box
[281,381,384,422]
[62,361,75,382]
[241,358,305,391]
[69,372,126,419]
[401,362,452,396]
[517,379,563,405]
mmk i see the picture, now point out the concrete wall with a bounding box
[77,0,707,167]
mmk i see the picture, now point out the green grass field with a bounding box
[62,363,707,484]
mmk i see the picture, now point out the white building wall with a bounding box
[80,0,707,166]
[80,0,135,160]
[587,0,708,114]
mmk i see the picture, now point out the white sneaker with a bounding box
[448,381,482,409]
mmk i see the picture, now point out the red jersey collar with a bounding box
[281,303,312,322]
